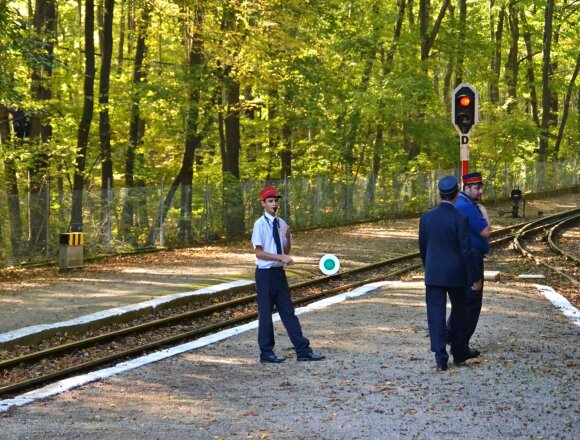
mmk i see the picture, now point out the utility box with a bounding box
[59,232,84,270]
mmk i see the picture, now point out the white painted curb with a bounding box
[534,284,580,327]
[0,280,395,413]
[0,280,254,345]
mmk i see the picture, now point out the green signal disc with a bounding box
[319,254,340,275]
[324,259,336,270]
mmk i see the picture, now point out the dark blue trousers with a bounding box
[255,268,311,357]
[426,286,468,366]
[447,250,484,346]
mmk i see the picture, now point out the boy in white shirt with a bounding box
[251,186,326,364]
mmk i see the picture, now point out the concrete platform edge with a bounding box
[535,283,580,327]
[0,280,254,349]
[0,280,393,414]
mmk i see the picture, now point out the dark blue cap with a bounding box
[438,176,459,195]
[462,172,483,185]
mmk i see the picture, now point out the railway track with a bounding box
[1,208,578,398]
[512,208,580,287]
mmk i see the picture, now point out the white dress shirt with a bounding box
[251,212,288,269]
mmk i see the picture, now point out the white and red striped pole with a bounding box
[460,134,470,178]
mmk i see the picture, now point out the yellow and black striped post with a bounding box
[59,232,84,270]
[59,232,84,246]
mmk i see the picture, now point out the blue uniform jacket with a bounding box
[419,202,478,287]
[455,192,490,254]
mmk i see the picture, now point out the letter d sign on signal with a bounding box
[460,135,470,161]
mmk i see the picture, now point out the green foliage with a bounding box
[0,0,577,193]
[0,4,34,103]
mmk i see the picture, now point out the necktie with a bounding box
[272,218,282,254]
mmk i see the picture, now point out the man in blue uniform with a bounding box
[447,172,491,358]
[419,176,482,371]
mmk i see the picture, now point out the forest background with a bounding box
[0,0,578,266]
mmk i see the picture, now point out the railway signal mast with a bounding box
[451,83,478,178]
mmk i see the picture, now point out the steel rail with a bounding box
[2,207,578,398]
[547,214,580,265]
[0,256,423,371]
[0,219,526,372]
[0,213,571,368]
[0,264,417,397]
[513,209,580,288]
[512,208,580,260]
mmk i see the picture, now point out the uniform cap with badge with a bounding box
[438,176,460,195]
[462,172,484,185]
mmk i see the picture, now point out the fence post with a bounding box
[204,178,209,242]
[159,178,164,247]
[46,179,50,261]
[106,178,113,253]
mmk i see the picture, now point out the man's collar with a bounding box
[460,191,476,203]
[263,212,277,221]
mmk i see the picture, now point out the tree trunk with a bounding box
[366,0,405,202]
[121,1,150,243]
[520,10,539,126]
[116,0,126,73]
[553,52,580,160]
[343,1,382,179]
[489,3,505,104]
[420,0,450,62]
[280,122,292,180]
[538,0,554,161]
[549,26,560,139]
[410,0,450,160]
[71,0,96,233]
[98,0,115,244]
[504,1,519,113]
[219,4,244,238]
[178,5,204,244]
[365,123,383,207]
[222,77,245,237]
[0,106,23,259]
[28,0,56,252]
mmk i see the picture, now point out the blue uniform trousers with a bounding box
[255,267,311,357]
[426,286,468,365]
[447,250,484,346]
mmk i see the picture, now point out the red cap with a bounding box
[462,172,483,185]
[259,186,282,200]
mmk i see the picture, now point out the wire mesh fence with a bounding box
[0,159,577,268]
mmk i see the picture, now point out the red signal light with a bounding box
[458,95,471,107]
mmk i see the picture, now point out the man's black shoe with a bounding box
[467,347,481,358]
[453,349,479,365]
[260,354,285,364]
[297,353,326,362]
[436,363,448,372]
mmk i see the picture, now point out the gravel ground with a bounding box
[1,281,578,439]
[0,192,578,439]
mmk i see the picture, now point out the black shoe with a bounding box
[436,363,448,372]
[453,349,479,365]
[297,352,326,362]
[260,354,285,364]
[467,347,481,358]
